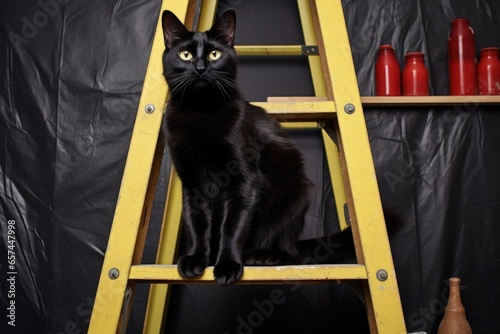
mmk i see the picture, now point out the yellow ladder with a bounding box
[88,0,407,333]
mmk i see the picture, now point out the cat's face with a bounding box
[162,10,238,102]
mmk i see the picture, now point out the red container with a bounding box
[477,47,500,95]
[375,44,401,96]
[402,52,429,96]
[448,18,476,95]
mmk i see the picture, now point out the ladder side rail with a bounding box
[88,1,192,333]
[311,0,406,332]
[296,0,350,232]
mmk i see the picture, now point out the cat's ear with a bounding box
[162,10,189,49]
[210,10,236,47]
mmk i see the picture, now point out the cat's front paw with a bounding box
[213,260,243,286]
[177,255,208,278]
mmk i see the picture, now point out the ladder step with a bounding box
[251,101,336,121]
[129,264,367,284]
[235,45,319,56]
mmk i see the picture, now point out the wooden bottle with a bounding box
[437,277,472,334]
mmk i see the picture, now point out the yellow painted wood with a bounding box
[142,171,183,334]
[314,0,406,332]
[321,128,350,230]
[87,1,190,333]
[267,96,327,102]
[281,122,318,128]
[296,0,349,232]
[251,101,335,121]
[130,264,368,283]
[236,45,308,56]
[297,0,327,97]
[198,0,218,31]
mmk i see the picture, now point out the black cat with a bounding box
[161,10,315,286]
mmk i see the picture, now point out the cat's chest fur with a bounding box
[164,102,248,186]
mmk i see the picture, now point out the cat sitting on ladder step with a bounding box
[161,10,357,286]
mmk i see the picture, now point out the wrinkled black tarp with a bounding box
[1,0,500,333]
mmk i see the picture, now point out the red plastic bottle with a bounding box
[375,44,401,96]
[448,18,476,95]
[477,47,500,95]
[402,52,429,96]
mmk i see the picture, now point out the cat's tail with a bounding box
[296,210,402,265]
[296,228,356,265]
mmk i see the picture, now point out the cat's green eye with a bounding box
[208,50,222,61]
[178,50,193,61]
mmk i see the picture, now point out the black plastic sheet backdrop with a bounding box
[1,0,500,333]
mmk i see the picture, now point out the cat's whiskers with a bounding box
[214,79,231,102]
[180,79,193,102]
[211,70,238,102]
[168,73,194,102]
[168,69,238,103]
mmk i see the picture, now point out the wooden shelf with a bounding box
[361,95,500,106]
[266,96,500,107]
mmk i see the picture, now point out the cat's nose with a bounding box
[194,59,206,76]
[195,66,206,76]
